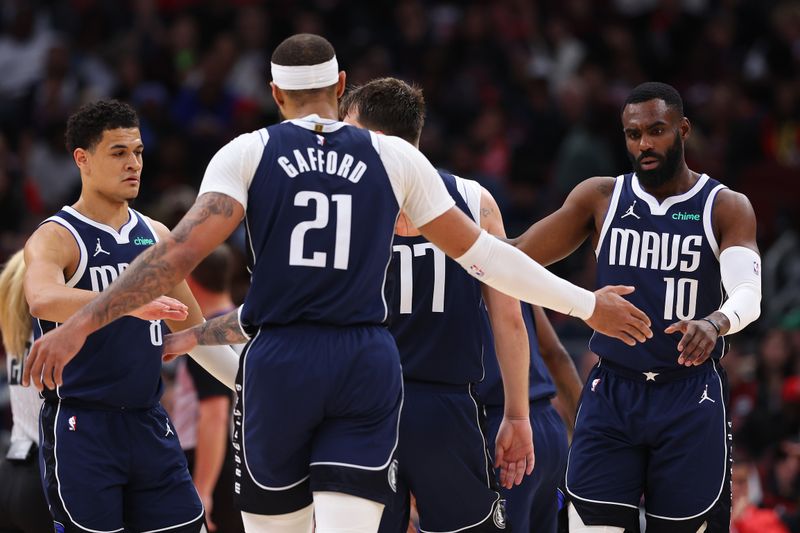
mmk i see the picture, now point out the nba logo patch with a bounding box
[68,416,77,431]
[388,459,399,492]
[493,499,507,529]
[469,264,485,278]
[591,378,601,392]
[54,521,65,533]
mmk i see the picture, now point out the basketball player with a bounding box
[340,77,533,532]
[480,302,582,533]
[22,100,240,533]
[24,35,651,533]
[0,251,51,533]
[172,244,245,533]
[512,82,761,533]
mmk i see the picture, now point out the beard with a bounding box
[628,135,683,189]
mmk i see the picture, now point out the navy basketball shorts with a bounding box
[484,399,569,533]
[233,323,403,515]
[379,382,505,533]
[39,401,204,533]
[566,359,732,533]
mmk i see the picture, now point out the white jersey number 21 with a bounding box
[289,191,352,270]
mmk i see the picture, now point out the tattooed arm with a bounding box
[162,308,249,361]
[23,192,244,390]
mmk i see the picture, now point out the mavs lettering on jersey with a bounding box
[239,121,399,329]
[33,206,165,408]
[590,174,728,372]
[386,171,485,385]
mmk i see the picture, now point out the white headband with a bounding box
[270,56,339,90]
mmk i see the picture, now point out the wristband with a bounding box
[700,317,721,336]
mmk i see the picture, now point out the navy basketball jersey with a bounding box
[478,303,556,406]
[590,173,727,372]
[239,122,400,329]
[33,206,165,408]
[386,171,485,384]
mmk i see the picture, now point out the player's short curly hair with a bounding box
[271,33,335,67]
[623,82,684,117]
[65,99,139,152]
[339,77,426,145]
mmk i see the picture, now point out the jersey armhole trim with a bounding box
[369,131,381,154]
[454,175,482,224]
[135,211,161,244]
[41,217,88,288]
[703,184,727,260]
[594,176,624,258]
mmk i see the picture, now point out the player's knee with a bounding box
[567,503,625,533]
[313,491,384,533]
[241,505,314,533]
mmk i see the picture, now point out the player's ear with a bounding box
[270,82,285,107]
[73,148,88,171]
[680,117,691,140]
[335,71,346,99]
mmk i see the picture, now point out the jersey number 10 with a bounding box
[663,276,698,321]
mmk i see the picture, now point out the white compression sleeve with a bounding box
[187,345,239,391]
[455,230,596,320]
[718,246,762,335]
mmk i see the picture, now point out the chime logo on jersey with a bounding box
[68,416,77,431]
[671,211,700,221]
[133,236,155,246]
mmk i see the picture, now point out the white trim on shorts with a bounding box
[240,328,311,490]
[565,402,639,511]
[309,375,404,471]
[566,363,729,521]
[644,359,728,521]
[415,385,503,533]
[52,401,125,533]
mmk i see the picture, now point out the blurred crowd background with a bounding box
[0,0,799,530]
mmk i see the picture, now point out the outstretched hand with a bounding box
[665,319,719,366]
[22,317,90,391]
[586,285,652,346]
[129,295,189,321]
[162,330,198,362]
[22,295,190,391]
[494,417,535,489]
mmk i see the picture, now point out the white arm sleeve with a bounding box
[197,129,267,209]
[455,230,596,320]
[186,345,239,391]
[718,246,761,335]
[375,134,455,227]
